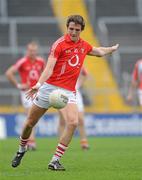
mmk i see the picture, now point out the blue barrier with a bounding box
[0,113,142,138]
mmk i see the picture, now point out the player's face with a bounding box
[67,22,82,42]
[27,45,38,59]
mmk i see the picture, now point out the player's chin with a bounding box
[71,36,77,41]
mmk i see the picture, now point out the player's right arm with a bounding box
[26,55,57,99]
[26,41,61,99]
[38,55,57,85]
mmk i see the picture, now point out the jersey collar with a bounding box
[26,56,36,63]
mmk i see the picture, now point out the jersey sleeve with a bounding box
[49,42,62,59]
[85,41,93,54]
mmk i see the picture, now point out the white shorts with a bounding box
[33,82,77,109]
[20,91,33,108]
[138,89,142,105]
[76,90,84,112]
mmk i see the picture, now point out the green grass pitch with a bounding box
[0,137,142,180]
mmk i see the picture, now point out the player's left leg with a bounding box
[21,92,37,151]
[58,110,66,137]
[48,103,78,171]
[11,104,47,168]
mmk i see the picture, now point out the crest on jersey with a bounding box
[81,48,85,53]
[68,54,79,67]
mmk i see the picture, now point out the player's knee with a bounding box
[67,119,78,128]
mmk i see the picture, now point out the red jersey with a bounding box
[14,56,45,88]
[132,59,142,89]
[46,34,92,91]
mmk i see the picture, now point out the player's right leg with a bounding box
[11,104,47,168]
[21,91,37,151]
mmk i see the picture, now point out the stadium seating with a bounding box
[0,53,22,75]
[107,23,142,47]
[95,0,137,17]
[0,24,9,47]
[0,91,20,105]
[120,53,142,73]
[7,0,54,16]
[17,23,61,47]
[91,0,142,97]
[0,0,62,105]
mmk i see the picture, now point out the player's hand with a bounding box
[26,82,41,100]
[111,44,119,52]
[26,87,38,100]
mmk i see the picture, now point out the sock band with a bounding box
[20,136,29,147]
[53,143,68,160]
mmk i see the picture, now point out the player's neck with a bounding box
[27,56,36,62]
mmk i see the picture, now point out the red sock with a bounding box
[52,143,68,161]
[19,136,28,147]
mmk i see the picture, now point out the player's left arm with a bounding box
[37,56,56,85]
[88,44,119,57]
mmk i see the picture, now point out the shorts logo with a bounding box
[36,96,39,101]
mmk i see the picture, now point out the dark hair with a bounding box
[66,15,85,31]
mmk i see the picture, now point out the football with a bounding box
[49,89,69,109]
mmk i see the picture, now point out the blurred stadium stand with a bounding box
[86,0,142,103]
[0,0,142,108]
[7,0,54,17]
[95,0,137,17]
[0,23,9,46]
[0,0,62,106]
[17,23,60,47]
